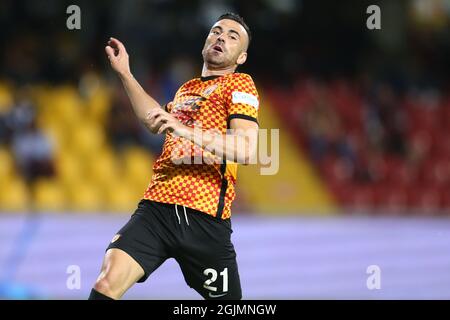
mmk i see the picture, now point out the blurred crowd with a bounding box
[272,76,449,212]
[0,0,449,212]
[0,88,54,183]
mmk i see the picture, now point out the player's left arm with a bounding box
[194,117,258,165]
[225,118,259,165]
[144,108,258,164]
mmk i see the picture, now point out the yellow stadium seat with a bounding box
[84,147,120,186]
[32,85,53,112]
[54,86,85,123]
[121,147,154,192]
[0,177,29,211]
[32,178,66,211]
[56,152,87,193]
[85,85,112,124]
[67,181,104,212]
[35,86,83,129]
[0,148,16,181]
[0,82,13,112]
[70,122,106,156]
[104,179,140,213]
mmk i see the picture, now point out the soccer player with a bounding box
[89,13,259,300]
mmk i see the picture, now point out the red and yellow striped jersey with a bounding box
[143,72,259,219]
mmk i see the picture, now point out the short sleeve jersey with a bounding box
[144,73,259,219]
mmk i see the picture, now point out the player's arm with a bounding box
[105,37,162,133]
[145,108,258,165]
[202,118,258,165]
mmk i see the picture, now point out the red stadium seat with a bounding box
[373,182,408,213]
[268,79,450,212]
[407,186,443,214]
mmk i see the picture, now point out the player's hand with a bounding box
[143,108,165,134]
[105,37,131,77]
[145,108,191,137]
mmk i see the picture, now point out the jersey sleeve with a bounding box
[222,73,260,125]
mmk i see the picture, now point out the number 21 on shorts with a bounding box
[203,267,228,293]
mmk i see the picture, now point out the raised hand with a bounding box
[105,37,131,77]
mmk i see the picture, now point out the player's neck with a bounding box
[201,64,236,78]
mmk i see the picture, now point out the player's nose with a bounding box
[216,34,225,44]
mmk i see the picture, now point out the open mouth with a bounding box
[212,45,223,52]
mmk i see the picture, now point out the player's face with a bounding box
[202,19,249,69]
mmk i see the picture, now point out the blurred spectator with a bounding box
[365,84,408,157]
[160,56,196,103]
[107,55,195,155]
[0,110,8,145]
[302,85,355,166]
[5,88,36,143]
[107,89,142,150]
[11,120,55,183]
[138,125,165,155]
[107,88,164,154]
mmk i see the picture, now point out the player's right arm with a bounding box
[105,37,161,133]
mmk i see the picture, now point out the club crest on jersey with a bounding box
[203,84,218,97]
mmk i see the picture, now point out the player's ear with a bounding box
[237,51,247,65]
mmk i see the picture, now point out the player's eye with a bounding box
[212,30,220,35]
[230,35,237,40]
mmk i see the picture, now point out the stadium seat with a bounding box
[407,186,443,214]
[85,83,112,124]
[70,122,106,156]
[85,147,120,186]
[103,178,140,213]
[0,81,13,112]
[0,177,29,211]
[420,158,450,187]
[32,178,66,211]
[122,146,155,193]
[67,181,104,212]
[0,147,15,181]
[268,80,450,212]
[348,185,375,211]
[56,151,86,187]
[373,183,408,213]
[52,86,85,126]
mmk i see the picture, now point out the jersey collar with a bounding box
[200,75,221,82]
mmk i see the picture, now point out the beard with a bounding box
[202,47,232,68]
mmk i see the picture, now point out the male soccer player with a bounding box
[89,13,259,300]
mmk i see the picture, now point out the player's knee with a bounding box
[93,275,120,299]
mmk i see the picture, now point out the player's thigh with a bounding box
[96,202,172,296]
[106,202,172,283]
[96,248,145,293]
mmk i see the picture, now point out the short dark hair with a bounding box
[216,13,252,45]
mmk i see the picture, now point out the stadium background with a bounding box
[1,0,449,299]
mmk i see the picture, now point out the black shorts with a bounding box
[107,199,242,300]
